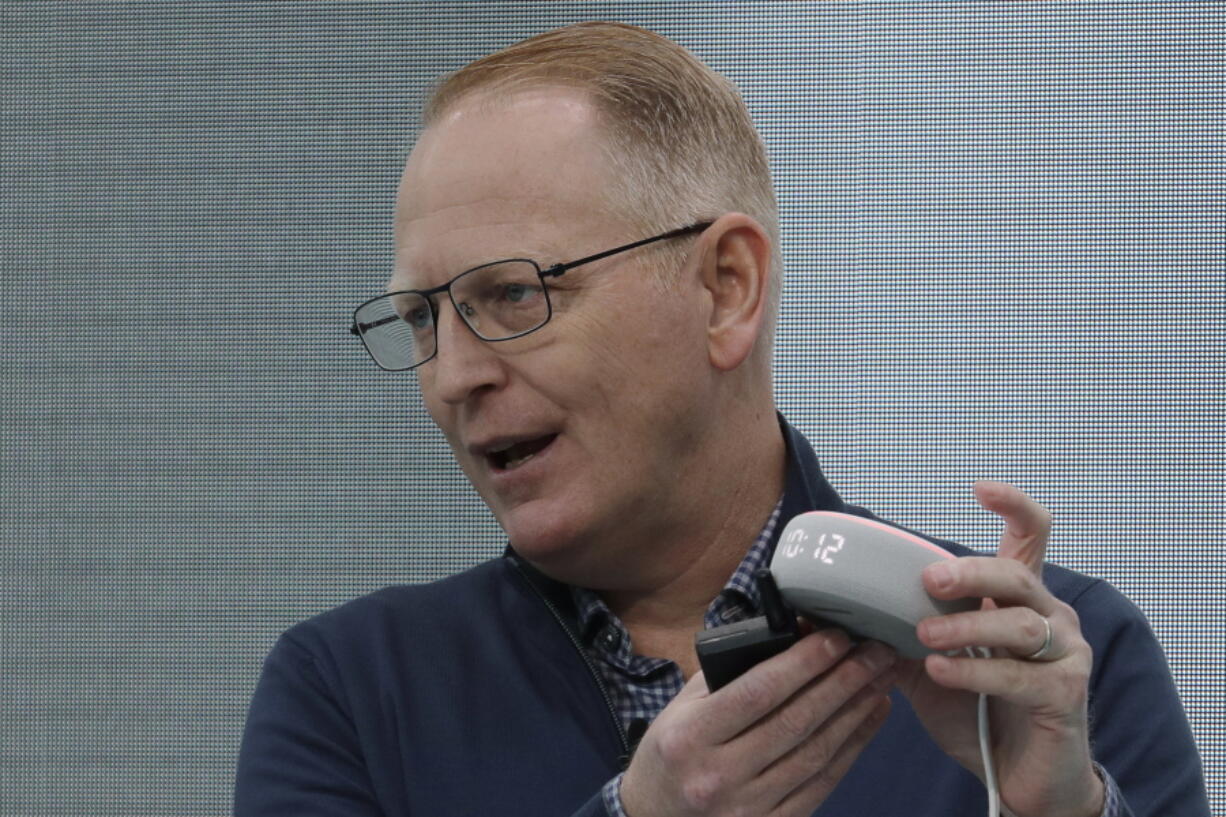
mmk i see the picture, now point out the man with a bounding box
[235,22,1209,817]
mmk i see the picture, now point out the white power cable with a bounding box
[968,646,1000,817]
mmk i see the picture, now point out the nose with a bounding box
[422,299,507,405]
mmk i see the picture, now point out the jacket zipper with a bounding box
[509,558,631,763]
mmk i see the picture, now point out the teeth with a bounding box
[486,434,556,471]
[504,452,535,469]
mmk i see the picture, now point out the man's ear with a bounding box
[696,213,772,372]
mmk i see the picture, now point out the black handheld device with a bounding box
[694,568,800,691]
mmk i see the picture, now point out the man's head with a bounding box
[424,21,782,348]
[391,23,785,586]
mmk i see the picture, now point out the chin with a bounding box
[498,503,601,582]
[503,517,580,566]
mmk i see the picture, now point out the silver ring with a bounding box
[1025,615,1054,661]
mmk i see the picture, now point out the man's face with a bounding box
[394,88,716,584]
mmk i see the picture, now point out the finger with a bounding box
[701,630,853,743]
[755,668,894,800]
[974,480,1051,574]
[923,556,1058,616]
[676,669,712,700]
[738,641,896,773]
[918,606,1055,657]
[770,696,893,817]
[922,650,1088,710]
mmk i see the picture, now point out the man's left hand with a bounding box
[894,481,1105,817]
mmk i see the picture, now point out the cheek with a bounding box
[560,283,702,367]
[416,374,444,423]
[547,323,656,419]
[556,309,710,438]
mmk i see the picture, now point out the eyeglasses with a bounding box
[349,221,713,371]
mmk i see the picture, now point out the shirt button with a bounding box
[599,627,622,651]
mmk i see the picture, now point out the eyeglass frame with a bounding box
[349,220,714,371]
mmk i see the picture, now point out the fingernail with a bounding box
[926,653,954,674]
[927,562,953,591]
[864,642,896,672]
[823,630,850,658]
[871,697,892,723]
[872,669,898,692]
[923,617,948,642]
[975,480,1002,499]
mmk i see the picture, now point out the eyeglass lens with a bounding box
[354,260,550,370]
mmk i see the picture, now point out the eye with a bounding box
[502,282,533,303]
[403,303,432,330]
[494,281,545,306]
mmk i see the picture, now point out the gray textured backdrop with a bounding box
[1,3,1222,815]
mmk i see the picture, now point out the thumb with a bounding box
[677,669,712,701]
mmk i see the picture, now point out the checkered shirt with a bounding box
[570,500,782,817]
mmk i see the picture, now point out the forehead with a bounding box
[393,88,620,288]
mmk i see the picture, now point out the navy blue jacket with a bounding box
[234,423,1209,816]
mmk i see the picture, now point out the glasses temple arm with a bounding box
[541,221,713,277]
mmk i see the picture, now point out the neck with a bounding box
[601,402,786,638]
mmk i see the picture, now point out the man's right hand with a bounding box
[619,631,897,817]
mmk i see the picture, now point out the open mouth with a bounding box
[487,434,557,472]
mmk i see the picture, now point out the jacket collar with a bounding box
[777,412,847,535]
